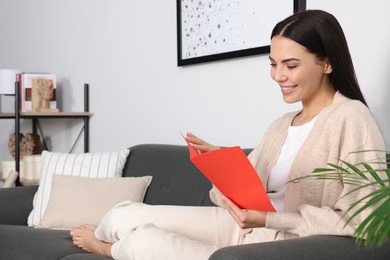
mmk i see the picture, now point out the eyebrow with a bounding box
[269,56,301,63]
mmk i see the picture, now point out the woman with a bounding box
[71,10,385,259]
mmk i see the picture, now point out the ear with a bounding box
[323,58,333,74]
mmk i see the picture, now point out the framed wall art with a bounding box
[177,0,306,66]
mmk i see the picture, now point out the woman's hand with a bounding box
[186,132,220,154]
[222,196,267,229]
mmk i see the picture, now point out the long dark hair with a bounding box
[271,10,367,106]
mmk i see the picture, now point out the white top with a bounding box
[267,116,317,212]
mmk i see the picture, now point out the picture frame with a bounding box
[177,0,306,66]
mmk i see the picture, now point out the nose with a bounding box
[271,66,287,83]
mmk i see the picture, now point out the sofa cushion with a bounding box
[28,149,130,227]
[122,144,214,206]
[209,235,390,260]
[40,174,152,229]
[0,185,37,225]
[122,144,253,207]
[0,225,89,260]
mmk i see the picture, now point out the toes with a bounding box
[80,224,96,231]
[84,224,97,231]
[70,229,79,237]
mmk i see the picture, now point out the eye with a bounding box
[287,65,298,69]
[270,63,277,67]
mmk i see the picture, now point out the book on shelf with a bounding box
[182,134,276,212]
[16,73,58,113]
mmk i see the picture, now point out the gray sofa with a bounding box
[0,144,389,259]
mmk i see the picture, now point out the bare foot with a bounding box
[70,224,112,257]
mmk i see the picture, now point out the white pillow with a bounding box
[40,174,152,229]
[28,149,130,227]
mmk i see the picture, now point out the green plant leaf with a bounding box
[355,198,390,247]
[362,163,386,187]
[339,159,369,181]
[345,186,390,225]
[327,162,352,174]
[297,150,390,248]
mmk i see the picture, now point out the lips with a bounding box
[281,85,297,94]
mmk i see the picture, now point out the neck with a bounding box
[293,87,336,126]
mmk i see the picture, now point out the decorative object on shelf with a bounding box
[2,170,19,188]
[1,155,41,183]
[32,77,59,112]
[16,73,58,112]
[2,161,24,179]
[7,133,23,159]
[0,69,22,112]
[23,154,41,181]
[8,133,43,159]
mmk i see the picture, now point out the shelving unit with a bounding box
[0,83,92,185]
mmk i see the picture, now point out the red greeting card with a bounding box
[183,136,275,212]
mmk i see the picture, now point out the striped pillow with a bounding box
[27,149,130,227]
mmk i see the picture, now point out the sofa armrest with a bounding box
[209,235,390,260]
[0,186,37,225]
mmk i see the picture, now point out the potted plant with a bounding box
[297,151,389,247]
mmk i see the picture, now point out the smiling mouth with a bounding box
[281,85,297,94]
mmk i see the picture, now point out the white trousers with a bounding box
[95,201,277,260]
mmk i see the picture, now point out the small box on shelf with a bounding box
[2,160,24,179]
[2,155,41,185]
[23,154,41,181]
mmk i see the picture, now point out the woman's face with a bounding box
[269,36,332,105]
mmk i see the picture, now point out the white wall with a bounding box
[0,0,389,162]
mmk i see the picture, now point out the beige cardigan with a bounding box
[210,92,386,239]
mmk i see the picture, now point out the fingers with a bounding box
[186,132,220,154]
[186,132,208,154]
[222,196,247,228]
[222,196,245,216]
[70,229,81,246]
[222,196,267,229]
[186,132,205,145]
